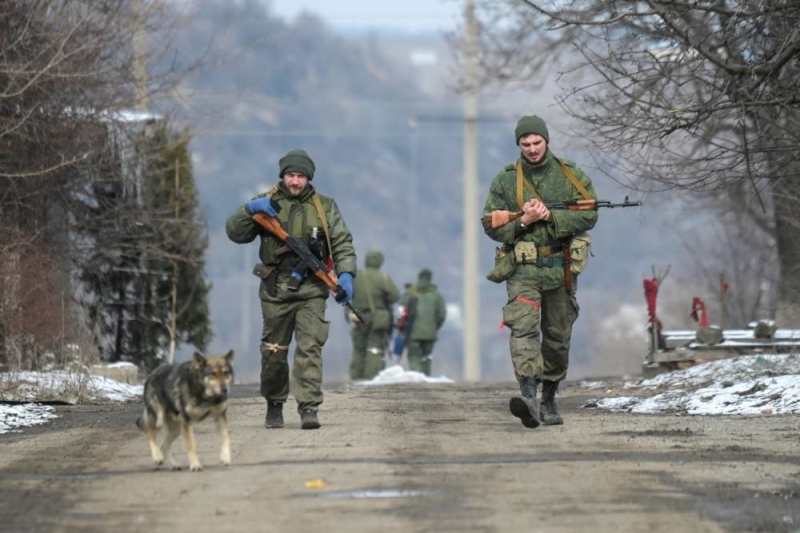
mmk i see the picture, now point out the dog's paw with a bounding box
[190,462,203,472]
[220,449,231,466]
[170,465,182,471]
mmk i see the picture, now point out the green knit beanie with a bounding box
[278,149,315,180]
[418,268,432,280]
[514,115,549,145]
[365,250,384,268]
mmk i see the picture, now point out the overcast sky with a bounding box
[269,0,463,33]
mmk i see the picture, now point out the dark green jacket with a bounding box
[399,280,447,341]
[482,150,598,290]
[225,181,357,303]
[351,251,400,331]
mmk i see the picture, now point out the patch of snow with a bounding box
[102,362,137,369]
[0,404,58,434]
[583,354,800,415]
[356,365,454,386]
[1,371,142,404]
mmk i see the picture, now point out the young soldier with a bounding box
[225,149,356,430]
[482,115,598,428]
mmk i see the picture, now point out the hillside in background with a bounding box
[169,1,715,382]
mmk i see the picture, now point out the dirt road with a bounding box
[1,382,799,532]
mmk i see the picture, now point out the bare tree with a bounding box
[0,0,209,368]
[469,0,800,325]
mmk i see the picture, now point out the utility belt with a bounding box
[513,241,568,268]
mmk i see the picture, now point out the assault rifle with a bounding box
[251,213,369,324]
[483,196,642,229]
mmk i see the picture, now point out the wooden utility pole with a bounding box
[462,0,481,381]
[132,0,149,113]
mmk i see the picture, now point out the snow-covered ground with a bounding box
[356,364,455,386]
[4,354,799,435]
[0,369,143,434]
[582,353,800,415]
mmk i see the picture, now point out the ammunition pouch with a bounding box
[486,244,516,283]
[308,226,329,263]
[253,263,278,297]
[513,241,538,265]
[569,232,592,274]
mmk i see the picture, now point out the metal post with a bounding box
[463,0,481,381]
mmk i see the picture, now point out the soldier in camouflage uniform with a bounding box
[225,149,357,430]
[348,250,400,380]
[398,269,447,376]
[482,116,598,428]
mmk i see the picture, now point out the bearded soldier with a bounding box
[226,149,356,430]
[482,115,598,428]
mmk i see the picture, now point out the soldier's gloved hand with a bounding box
[247,197,278,217]
[337,272,354,305]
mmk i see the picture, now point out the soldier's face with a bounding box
[282,172,309,196]
[519,134,547,164]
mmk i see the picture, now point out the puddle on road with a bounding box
[302,489,433,499]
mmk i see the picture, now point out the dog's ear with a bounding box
[224,350,235,364]
[193,351,207,367]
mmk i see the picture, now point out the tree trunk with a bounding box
[772,175,800,327]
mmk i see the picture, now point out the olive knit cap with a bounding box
[365,250,384,268]
[418,268,432,280]
[515,115,549,145]
[279,149,316,180]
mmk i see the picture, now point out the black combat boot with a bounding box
[300,409,321,430]
[540,380,564,426]
[509,376,540,428]
[265,401,284,429]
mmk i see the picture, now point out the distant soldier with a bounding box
[482,115,598,428]
[398,269,447,376]
[225,149,356,430]
[347,250,400,380]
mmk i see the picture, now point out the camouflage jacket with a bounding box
[482,149,598,290]
[399,281,447,341]
[225,181,357,303]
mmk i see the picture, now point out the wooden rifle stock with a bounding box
[483,197,642,229]
[251,213,368,324]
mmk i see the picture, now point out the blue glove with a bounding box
[247,197,278,217]
[337,272,354,305]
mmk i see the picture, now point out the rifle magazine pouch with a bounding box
[513,241,538,265]
[487,245,516,283]
[569,232,593,274]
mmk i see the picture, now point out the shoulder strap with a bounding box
[312,193,335,270]
[554,157,593,200]
[264,184,280,198]
[516,159,543,209]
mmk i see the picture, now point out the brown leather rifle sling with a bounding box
[554,157,593,293]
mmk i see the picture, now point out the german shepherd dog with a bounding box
[136,350,235,471]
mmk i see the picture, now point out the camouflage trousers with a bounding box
[349,327,390,380]
[502,279,579,383]
[407,340,435,376]
[259,298,330,412]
